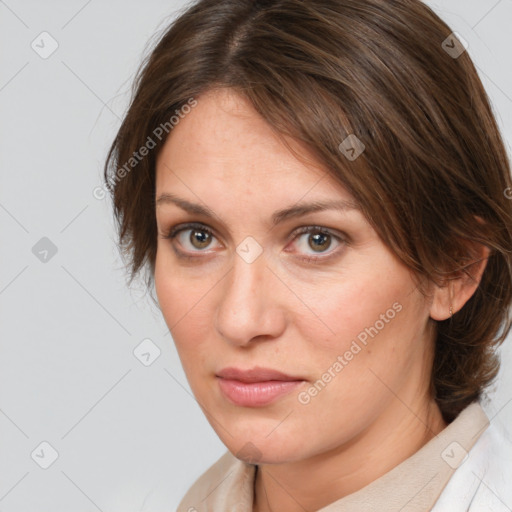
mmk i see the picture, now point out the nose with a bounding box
[214,249,287,347]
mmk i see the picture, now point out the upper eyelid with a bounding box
[167,222,343,238]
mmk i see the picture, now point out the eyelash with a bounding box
[161,222,347,263]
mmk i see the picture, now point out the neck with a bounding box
[253,396,447,512]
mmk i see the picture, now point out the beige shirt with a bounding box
[176,401,490,512]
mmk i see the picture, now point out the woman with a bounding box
[104,0,512,510]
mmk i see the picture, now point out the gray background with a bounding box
[0,1,511,511]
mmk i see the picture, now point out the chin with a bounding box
[233,444,297,465]
[220,428,306,466]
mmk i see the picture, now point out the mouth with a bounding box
[216,366,306,407]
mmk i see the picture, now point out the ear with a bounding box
[429,231,491,321]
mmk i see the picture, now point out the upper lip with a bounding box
[216,366,305,383]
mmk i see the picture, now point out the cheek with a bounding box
[293,257,426,393]
[296,263,406,350]
[154,250,215,363]
[155,247,204,322]
[154,250,194,343]
[154,250,176,321]
[292,269,424,430]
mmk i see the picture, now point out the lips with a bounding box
[216,366,306,407]
[216,366,305,383]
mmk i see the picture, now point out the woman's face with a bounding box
[154,88,437,464]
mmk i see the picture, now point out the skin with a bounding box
[153,88,489,512]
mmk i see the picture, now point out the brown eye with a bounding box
[189,228,212,249]
[308,232,332,252]
[163,222,221,256]
[289,226,347,263]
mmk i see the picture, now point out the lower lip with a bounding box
[217,378,304,407]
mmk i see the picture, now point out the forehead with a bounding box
[155,89,356,206]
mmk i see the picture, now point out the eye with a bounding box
[288,226,346,262]
[162,222,221,256]
[161,222,347,263]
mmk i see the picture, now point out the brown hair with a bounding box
[104,0,512,423]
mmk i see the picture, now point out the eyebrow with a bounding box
[156,193,360,227]
[156,193,360,226]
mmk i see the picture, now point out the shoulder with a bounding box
[136,451,245,512]
[432,410,512,511]
[176,450,255,512]
[470,418,512,510]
